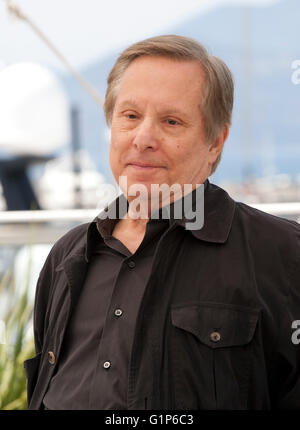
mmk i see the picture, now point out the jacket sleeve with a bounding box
[23,247,56,408]
[32,247,56,355]
[274,256,300,409]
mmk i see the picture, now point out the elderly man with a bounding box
[24,35,300,410]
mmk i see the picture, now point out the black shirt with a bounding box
[43,199,171,409]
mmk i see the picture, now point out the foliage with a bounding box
[0,261,35,410]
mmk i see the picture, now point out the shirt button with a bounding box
[128,260,136,269]
[114,309,123,317]
[47,351,56,365]
[210,331,221,342]
[103,361,111,369]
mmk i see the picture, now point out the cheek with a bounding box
[109,132,126,162]
[110,127,120,149]
[172,139,209,173]
[109,136,123,172]
[172,139,197,160]
[110,124,132,151]
[109,131,131,176]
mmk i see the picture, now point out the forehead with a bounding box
[115,56,205,108]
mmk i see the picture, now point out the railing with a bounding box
[0,209,99,245]
[250,202,300,220]
[0,202,299,245]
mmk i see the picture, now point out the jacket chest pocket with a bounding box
[170,302,260,410]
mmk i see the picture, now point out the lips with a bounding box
[127,162,164,168]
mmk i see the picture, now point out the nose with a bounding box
[132,118,160,152]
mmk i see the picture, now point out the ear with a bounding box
[208,124,229,164]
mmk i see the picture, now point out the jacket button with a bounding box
[114,309,123,317]
[48,351,56,364]
[103,361,111,369]
[210,331,221,342]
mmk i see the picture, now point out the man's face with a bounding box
[109,56,223,202]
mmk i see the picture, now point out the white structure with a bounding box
[37,150,113,209]
[0,62,70,156]
[0,62,112,210]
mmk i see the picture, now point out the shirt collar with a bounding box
[85,179,236,262]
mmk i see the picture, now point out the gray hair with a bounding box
[104,34,234,174]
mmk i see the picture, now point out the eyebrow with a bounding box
[116,99,141,110]
[116,99,189,119]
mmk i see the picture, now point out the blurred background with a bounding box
[0,0,300,408]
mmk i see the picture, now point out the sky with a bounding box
[0,0,278,73]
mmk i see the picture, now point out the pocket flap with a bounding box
[24,352,42,375]
[171,302,259,348]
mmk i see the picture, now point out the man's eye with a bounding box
[126,113,137,119]
[166,119,179,126]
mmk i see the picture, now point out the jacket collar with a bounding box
[189,180,236,243]
[85,179,236,261]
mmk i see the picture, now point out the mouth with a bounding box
[127,162,165,170]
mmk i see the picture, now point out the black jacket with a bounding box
[24,181,300,409]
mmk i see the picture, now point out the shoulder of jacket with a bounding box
[54,222,90,247]
[45,222,91,267]
[235,201,300,240]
